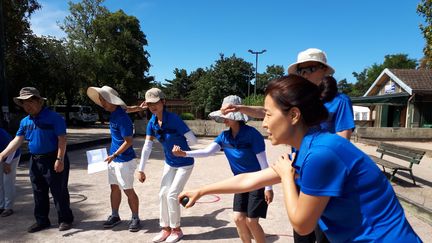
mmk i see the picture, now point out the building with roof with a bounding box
[352,69,432,128]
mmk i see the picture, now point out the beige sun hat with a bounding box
[86,86,127,109]
[13,87,47,106]
[208,95,249,123]
[145,88,166,103]
[287,48,335,76]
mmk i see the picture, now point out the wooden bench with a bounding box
[369,143,425,185]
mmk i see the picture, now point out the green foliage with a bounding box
[417,0,432,68]
[188,54,254,114]
[243,95,264,106]
[3,0,41,110]
[256,65,285,94]
[180,112,195,120]
[60,0,152,105]
[337,79,352,95]
[92,10,152,104]
[164,69,193,99]
[60,0,108,50]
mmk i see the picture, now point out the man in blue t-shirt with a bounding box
[0,87,74,233]
[87,85,140,232]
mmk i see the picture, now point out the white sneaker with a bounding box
[165,229,184,243]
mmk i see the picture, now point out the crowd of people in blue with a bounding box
[0,48,423,242]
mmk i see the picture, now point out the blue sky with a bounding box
[30,0,424,84]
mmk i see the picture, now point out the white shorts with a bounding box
[108,159,137,190]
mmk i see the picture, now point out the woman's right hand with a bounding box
[220,104,239,115]
[271,153,296,182]
[139,101,148,109]
[137,171,146,183]
[172,145,186,157]
[178,190,201,208]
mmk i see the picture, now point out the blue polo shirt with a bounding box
[321,93,355,133]
[0,128,21,158]
[16,107,66,154]
[293,129,421,242]
[146,110,194,167]
[214,125,265,175]
[109,106,136,162]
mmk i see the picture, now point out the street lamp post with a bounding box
[248,49,266,96]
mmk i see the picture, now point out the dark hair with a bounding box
[319,76,338,103]
[265,74,328,127]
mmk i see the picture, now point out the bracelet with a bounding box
[56,157,63,162]
[113,153,119,158]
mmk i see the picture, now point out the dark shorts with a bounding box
[233,188,268,218]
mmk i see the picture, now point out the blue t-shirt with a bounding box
[321,93,355,133]
[109,106,136,162]
[293,129,421,242]
[16,107,66,154]
[0,128,21,158]
[214,125,265,175]
[146,110,194,167]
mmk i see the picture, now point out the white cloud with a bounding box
[30,2,68,38]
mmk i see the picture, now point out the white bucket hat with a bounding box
[145,88,166,103]
[208,95,248,123]
[287,48,335,76]
[13,87,47,106]
[86,86,127,109]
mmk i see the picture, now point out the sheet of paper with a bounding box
[86,148,108,174]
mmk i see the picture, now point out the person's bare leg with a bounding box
[110,184,121,212]
[246,217,266,243]
[124,189,139,215]
[233,212,252,243]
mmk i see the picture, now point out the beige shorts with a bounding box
[108,159,137,190]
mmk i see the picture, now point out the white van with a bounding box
[51,105,99,125]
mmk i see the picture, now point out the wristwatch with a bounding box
[56,157,63,162]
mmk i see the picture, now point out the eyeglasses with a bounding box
[296,64,324,76]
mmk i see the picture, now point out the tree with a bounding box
[92,10,152,104]
[417,0,432,68]
[61,1,152,105]
[350,54,417,96]
[61,0,108,91]
[163,68,193,99]
[3,0,41,111]
[256,64,285,93]
[61,0,108,50]
[188,54,254,115]
[337,78,352,95]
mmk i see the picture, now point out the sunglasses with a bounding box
[296,64,325,76]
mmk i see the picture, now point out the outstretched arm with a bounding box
[0,136,24,164]
[179,167,281,208]
[221,104,265,119]
[184,130,198,146]
[172,142,221,158]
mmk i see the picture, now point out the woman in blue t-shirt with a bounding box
[179,75,421,243]
[319,76,355,138]
[172,95,273,243]
[0,128,21,217]
[137,88,198,243]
